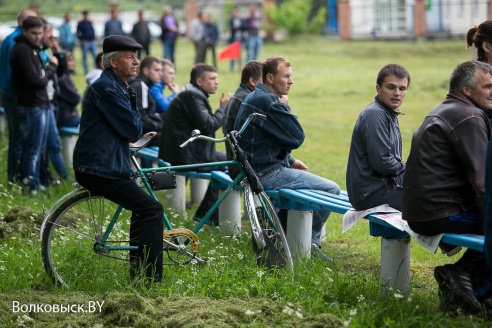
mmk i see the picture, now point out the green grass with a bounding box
[0,36,486,327]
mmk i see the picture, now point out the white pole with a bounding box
[380,237,411,295]
[286,210,313,259]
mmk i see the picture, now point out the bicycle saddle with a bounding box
[129,131,157,150]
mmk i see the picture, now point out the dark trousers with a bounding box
[194,151,227,222]
[409,213,492,297]
[75,171,164,282]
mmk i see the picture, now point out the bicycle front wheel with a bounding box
[41,190,132,288]
[243,184,293,269]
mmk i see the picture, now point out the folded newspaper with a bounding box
[342,205,442,253]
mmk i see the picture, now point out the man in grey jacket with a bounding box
[346,64,410,211]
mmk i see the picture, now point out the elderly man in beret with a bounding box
[73,36,164,283]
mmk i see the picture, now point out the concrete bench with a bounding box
[273,188,484,295]
[58,126,79,167]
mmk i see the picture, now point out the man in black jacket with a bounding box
[10,16,58,193]
[129,56,163,148]
[403,60,492,315]
[221,60,262,178]
[159,63,229,225]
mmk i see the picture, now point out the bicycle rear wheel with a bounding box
[243,184,293,269]
[41,190,131,288]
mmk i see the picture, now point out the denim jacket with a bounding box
[73,68,143,178]
[233,82,304,173]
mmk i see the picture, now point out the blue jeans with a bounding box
[259,166,340,245]
[18,106,48,191]
[246,36,262,62]
[81,40,98,75]
[41,105,69,182]
[3,95,22,183]
[163,38,176,64]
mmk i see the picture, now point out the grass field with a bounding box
[0,35,487,327]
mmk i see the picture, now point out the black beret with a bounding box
[102,35,142,53]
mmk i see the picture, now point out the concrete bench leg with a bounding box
[320,222,327,243]
[0,114,5,136]
[380,237,411,295]
[190,178,208,205]
[165,175,187,215]
[286,210,313,259]
[61,135,75,167]
[218,189,241,236]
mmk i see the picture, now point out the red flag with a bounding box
[218,41,241,61]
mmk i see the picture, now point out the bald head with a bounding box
[17,9,37,26]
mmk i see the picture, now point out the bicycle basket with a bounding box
[145,171,177,190]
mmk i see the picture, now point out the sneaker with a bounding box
[434,264,482,314]
[439,242,462,257]
[311,244,333,263]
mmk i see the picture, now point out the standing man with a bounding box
[202,12,219,70]
[149,58,180,114]
[131,10,151,59]
[10,16,58,193]
[73,35,163,283]
[346,64,410,211]
[243,3,262,62]
[76,10,98,75]
[159,64,230,226]
[403,61,492,314]
[221,60,262,178]
[228,7,243,72]
[58,13,76,52]
[0,8,37,184]
[104,9,125,38]
[234,57,340,260]
[189,11,205,64]
[160,5,179,64]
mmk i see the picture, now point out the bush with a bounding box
[267,0,327,36]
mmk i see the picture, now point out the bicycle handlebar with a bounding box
[179,113,266,149]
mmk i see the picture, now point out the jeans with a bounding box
[259,166,340,245]
[3,95,21,183]
[81,40,98,75]
[246,36,262,62]
[75,172,164,282]
[40,105,69,183]
[163,38,176,64]
[18,106,48,191]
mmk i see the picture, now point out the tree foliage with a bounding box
[267,0,327,35]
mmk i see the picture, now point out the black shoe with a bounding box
[439,242,462,257]
[434,264,482,314]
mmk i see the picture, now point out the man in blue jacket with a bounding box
[234,57,340,261]
[73,35,163,283]
[0,8,36,184]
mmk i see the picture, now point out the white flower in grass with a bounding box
[256,270,265,278]
[237,252,244,260]
[393,293,404,299]
[357,294,365,302]
[208,249,216,255]
[176,279,184,285]
[343,320,351,327]
[349,309,357,316]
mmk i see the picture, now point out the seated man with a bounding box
[129,56,163,148]
[159,63,229,225]
[403,60,492,314]
[149,58,180,114]
[221,60,263,178]
[346,64,410,211]
[234,56,340,261]
[73,36,163,283]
